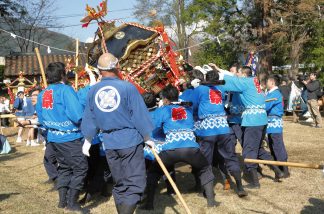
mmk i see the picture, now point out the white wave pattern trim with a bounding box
[144,144,163,155]
[44,120,73,127]
[165,131,196,143]
[49,128,80,136]
[194,121,201,132]
[242,105,266,115]
[267,118,283,128]
[230,105,245,114]
[199,116,229,130]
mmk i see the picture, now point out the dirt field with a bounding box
[0,118,323,214]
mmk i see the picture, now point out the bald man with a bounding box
[81,53,154,214]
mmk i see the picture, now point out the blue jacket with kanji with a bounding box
[36,83,83,143]
[150,104,198,151]
[222,75,267,127]
[191,85,230,136]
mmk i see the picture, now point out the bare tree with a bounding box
[2,0,58,53]
[134,0,203,60]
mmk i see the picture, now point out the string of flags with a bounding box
[0,28,86,55]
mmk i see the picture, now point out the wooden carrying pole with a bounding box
[150,148,192,214]
[244,159,324,169]
[75,39,79,90]
[35,47,47,88]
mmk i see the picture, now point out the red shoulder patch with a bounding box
[253,77,262,94]
[42,89,53,109]
[171,107,187,121]
[209,89,222,104]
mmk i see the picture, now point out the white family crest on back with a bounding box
[95,86,121,112]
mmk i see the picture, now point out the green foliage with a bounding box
[188,0,243,66]
[303,21,324,69]
[134,0,323,74]
[0,0,26,17]
[193,41,238,68]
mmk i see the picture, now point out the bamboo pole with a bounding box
[244,159,324,169]
[75,39,79,90]
[150,148,192,214]
[35,47,47,88]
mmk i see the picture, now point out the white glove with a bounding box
[191,78,201,88]
[158,99,164,107]
[194,66,208,75]
[145,140,155,148]
[82,138,91,157]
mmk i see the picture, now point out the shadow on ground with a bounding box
[0,193,20,202]
[301,198,324,214]
[0,150,31,162]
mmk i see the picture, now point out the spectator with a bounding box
[303,72,322,128]
[279,79,290,112]
[0,97,11,127]
[13,91,36,144]
[16,88,42,146]
[13,91,26,143]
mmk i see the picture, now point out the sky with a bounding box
[52,0,138,42]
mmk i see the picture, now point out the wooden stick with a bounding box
[244,159,324,169]
[35,47,47,88]
[150,148,192,214]
[75,39,79,90]
[0,114,16,119]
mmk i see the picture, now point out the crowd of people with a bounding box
[276,72,323,128]
[1,51,323,214]
[0,89,45,147]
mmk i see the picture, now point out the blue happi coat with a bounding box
[179,88,203,136]
[191,85,230,137]
[36,83,83,143]
[228,92,244,124]
[77,84,105,155]
[81,77,154,150]
[14,97,34,117]
[143,110,166,160]
[265,88,284,133]
[179,88,194,103]
[77,85,91,110]
[150,104,198,151]
[222,75,267,127]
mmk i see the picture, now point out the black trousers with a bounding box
[51,139,88,190]
[147,148,214,187]
[268,133,288,162]
[242,126,273,170]
[85,143,111,194]
[43,142,58,181]
[229,123,243,146]
[105,143,146,206]
[201,134,241,174]
[212,143,230,179]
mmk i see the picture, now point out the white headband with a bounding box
[194,66,208,75]
[97,58,118,70]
